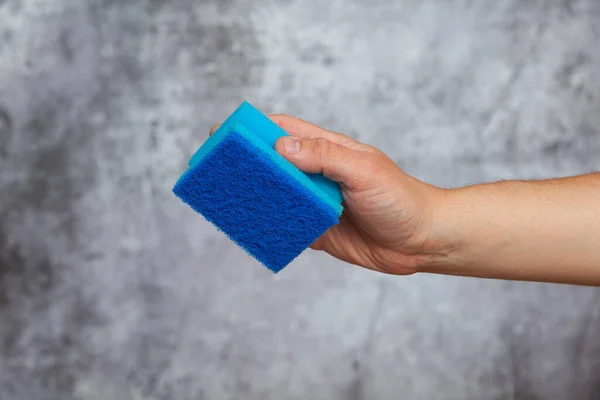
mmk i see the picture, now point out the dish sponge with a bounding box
[173,102,343,272]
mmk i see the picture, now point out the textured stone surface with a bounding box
[0,0,599,399]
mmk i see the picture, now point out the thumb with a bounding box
[275,136,375,188]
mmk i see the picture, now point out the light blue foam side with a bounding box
[188,101,344,213]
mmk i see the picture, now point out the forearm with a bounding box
[426,173,600,285]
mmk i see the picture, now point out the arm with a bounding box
[213,114,600,286]
[428,174,600,285]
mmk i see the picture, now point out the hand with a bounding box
[211,115,446,274]
[267,115,448,275]
[212,114,600,284]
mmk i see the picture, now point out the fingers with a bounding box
[210,124,221,135]
[274,135,379,189]
[210,114,374,153]
[268,114,369,151]
[210,113,383,189]
[310,215,353,252]
[309,215,376,270]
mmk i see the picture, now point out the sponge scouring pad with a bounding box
[173,102,343,272]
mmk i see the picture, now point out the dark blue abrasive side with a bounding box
[173,129,340,272]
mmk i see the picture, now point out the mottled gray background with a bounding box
[0,0,599,399]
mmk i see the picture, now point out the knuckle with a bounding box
[314,137,331,159]
[362,144,383,154]
[356,152,386,180]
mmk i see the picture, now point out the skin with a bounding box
[211,116,600,286]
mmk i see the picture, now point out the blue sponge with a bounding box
[173,102,343,272]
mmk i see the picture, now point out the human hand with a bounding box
[211,113,600,284]
[266,115,449,275]
[211,115,448,274]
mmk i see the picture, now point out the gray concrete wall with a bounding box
[0,0,599,399]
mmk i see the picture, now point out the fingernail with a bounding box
[283,136,301,154]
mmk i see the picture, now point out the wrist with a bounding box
[417,182,515,277]
[414,186,466,274]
